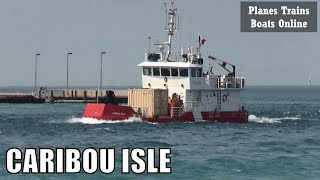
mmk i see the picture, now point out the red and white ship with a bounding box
[83,1,248,123]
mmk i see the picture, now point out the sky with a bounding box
[0,0,319,87]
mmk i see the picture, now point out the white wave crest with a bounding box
[67,117,143,124]
[249,114,301,124]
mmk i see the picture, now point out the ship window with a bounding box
[180,68,188,77]
[191,68,196,77]
[171,68,178,76]
[197,68,203,77]
[161,68,170,76]
[153,68,160,76]
[143,67,152,76]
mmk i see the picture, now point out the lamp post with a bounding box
[148,36,151,53]
[66,52,72,91]
[100,51,106,96]
[34,53,40,90]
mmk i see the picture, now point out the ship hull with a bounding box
[201,111,248,123]
[83,103,248,123]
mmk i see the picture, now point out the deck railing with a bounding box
[217,77,245,89]
[132,107,148,117]
[171,106,184,118]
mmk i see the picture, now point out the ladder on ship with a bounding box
[171,106,184,118]
[217,90,222,110]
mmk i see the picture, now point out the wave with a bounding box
[61,114,301,125]
[90,127,114,132]
[67,117,143,124]
[249,114,301,124]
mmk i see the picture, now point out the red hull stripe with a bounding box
[201,111,248,123]
[83,103,136,120]
[83,104,248,123]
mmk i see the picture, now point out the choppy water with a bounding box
[0,86,320,179]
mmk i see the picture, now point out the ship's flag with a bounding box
[199,36,206,45]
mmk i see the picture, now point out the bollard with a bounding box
[95,90,98,103]
[50,90,54,103]
[84,91,87,102]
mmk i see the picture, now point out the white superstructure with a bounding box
[138,1,246,118]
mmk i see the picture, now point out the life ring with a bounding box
[222,93,229,102]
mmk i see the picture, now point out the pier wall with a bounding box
[0,89,128,104]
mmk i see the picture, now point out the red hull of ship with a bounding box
[201,111,248,123]
[83,103,248,123]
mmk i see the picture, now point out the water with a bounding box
[0,86,320,179]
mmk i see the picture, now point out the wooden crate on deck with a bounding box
[128,88,169,117]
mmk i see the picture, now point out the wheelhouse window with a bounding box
[191,68,196,77]
[143,67,152,76]
[171,68,178,77]
[161,68,170,76]
[180,68,188,77]
[153,68,160,76]
[197,68,203,77]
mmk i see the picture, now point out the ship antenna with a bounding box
[164,2,167,31]
[179,13,182,56]
[164,0,178,62]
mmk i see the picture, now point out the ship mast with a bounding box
[165,0,179,61]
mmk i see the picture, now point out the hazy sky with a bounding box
[0,0,319,86]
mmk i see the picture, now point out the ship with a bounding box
[83,1,248,123]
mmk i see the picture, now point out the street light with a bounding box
[100,51,106,97]
[66,52,72,91]
[34,53,40,90]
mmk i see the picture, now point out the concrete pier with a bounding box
[0,93,45,103]
[50,89,128,103]
[0,89,129,104]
